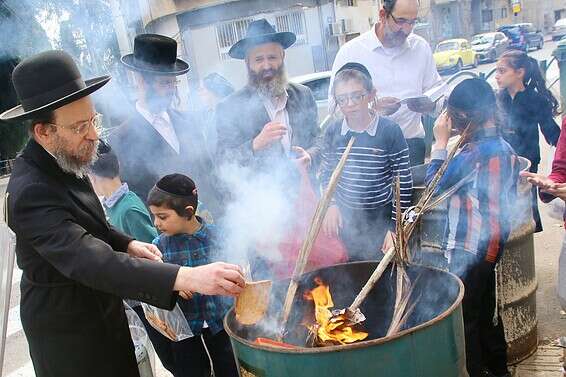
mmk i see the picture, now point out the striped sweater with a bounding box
[320,117,413,218]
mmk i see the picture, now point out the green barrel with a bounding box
[225,262,467,377]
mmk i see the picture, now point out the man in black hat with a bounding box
[216,19,320,172]
[0,50,244,377]
[109,34,219,214]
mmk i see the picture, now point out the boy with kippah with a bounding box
[147,174,237,377]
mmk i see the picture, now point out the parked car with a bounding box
[433,39,478,74]
[552,18,566,41]
[471,32,509,63]
[290,71,331,123]
[497,23,544,51]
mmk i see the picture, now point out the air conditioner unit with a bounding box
[331,18,353,35]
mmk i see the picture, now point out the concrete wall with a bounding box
[187,9,317,90]
[335,0,378,34]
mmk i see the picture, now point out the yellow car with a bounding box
[434,39,478,74]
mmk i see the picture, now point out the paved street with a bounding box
[1,40,564,377]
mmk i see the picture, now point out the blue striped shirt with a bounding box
[320,117,413,218]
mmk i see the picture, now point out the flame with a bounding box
[304,277,368,345]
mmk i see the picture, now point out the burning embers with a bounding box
[303,277,368,346]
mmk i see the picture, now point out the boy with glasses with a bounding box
[321,63,412,261]
[329,0,445,166]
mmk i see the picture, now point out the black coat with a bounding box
[215,83,321,171]
[498,87,561,166]
[6,140,180,377]
[109,109,219,214]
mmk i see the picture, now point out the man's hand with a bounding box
[373,97,401,116]
[174,262,245,297]
[381,230,395,253]
[541,183,566,201]
[252,122,288,152]
[520,171,557,191]
[292,146,311,169]
[127,240,162,261]
[322,205,342,237]
[432,112,451,150]
[406,97,435,114]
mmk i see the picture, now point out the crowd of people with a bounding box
[0,0,563,376]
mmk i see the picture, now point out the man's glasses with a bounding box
[47,113,103,136]
[335,92,369,107]
[389,13,418,28]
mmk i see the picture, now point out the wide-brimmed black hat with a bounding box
[228,19,296,60]
[121,34,190,75]
[0,50,110,122]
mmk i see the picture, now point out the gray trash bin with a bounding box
[130,324,154,377]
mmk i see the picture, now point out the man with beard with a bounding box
[329,0,445,166]
[216,19,320,172]
[109,34,219,214]
[0,50,244,377]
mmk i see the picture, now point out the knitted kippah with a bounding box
[448,78,495,113]
[155,174,197,198]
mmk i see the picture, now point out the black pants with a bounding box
[133,307,237,377]
[169,329,238,377]
[339,205,393,262]
[529,163,543,233]
[449,252,508,377]
[406,137,426,167]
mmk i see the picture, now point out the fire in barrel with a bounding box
[225,261,467,377]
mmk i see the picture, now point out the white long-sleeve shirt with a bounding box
[329,29,444,140]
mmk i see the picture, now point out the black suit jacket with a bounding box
[215,83,321,171]
[109,109,219,214]
[6,140,180,377]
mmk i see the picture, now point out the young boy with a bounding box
[89,143,157,243]
[89,144,179,374]
[426,79,519,377]
[148,173,237,377]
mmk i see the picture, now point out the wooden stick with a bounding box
[348,246,396,312]
[279,137,356,337]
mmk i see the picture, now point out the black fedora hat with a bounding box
[228,19,296,60]
[121,34,190,75]
[0,50,110,122]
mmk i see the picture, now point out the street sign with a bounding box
[513,3,521,14]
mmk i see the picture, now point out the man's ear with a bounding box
[378,8,387,22]
[33,122,54,145]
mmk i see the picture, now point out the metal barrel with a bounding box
[225,262,467,377]
[410,157,538,365]
[497,157,538,364]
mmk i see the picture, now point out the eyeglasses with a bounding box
[389,13,418,28]
[47,113,103,136]
[335,92,369,107]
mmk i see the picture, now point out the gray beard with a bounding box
[53,140,100,179]
[248,67,288,98]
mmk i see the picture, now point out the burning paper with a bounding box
[304,277,368,346]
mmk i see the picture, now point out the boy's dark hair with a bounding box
[447,78,497,132]
[147,174,199,218]
[90,142,120,178]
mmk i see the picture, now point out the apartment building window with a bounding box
[500,7,508,19]
[275,10,307,45]
[215,17,254,61]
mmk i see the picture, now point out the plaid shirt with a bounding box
[426,128,520,263]
[153,218,231,335]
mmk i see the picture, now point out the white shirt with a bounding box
[330,29,444,139]
[262,91,292,154]
[136,102,180,154]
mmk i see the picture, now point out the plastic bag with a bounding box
[123,302,155,377]
[141,302,193,342]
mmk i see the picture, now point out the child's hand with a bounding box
[322,205,342,237]
[433,112,452,150]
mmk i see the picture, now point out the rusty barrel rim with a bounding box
[224,262,465,354]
